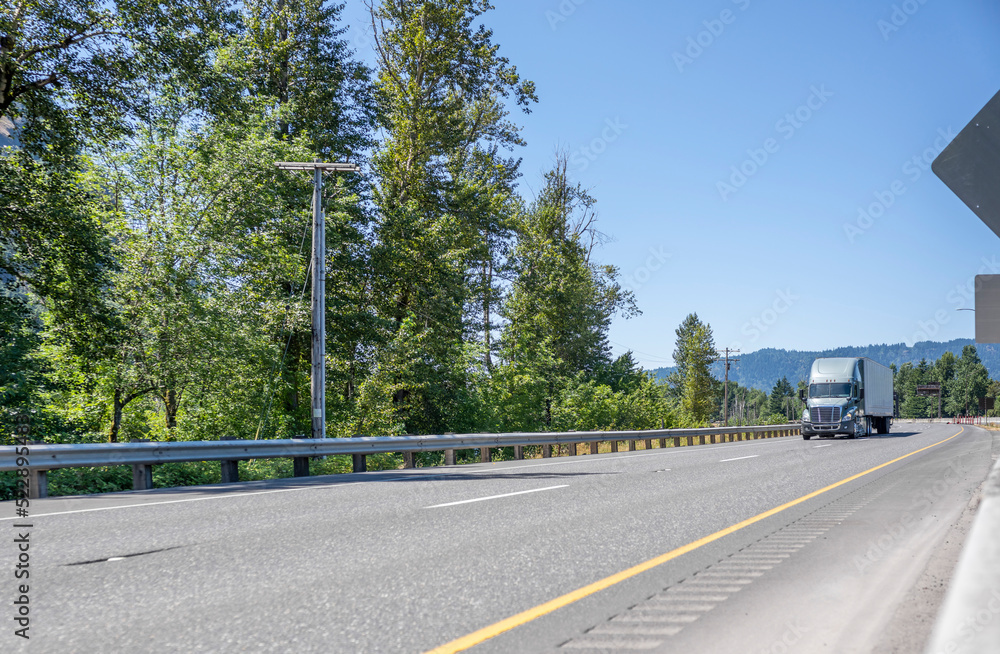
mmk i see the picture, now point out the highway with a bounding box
[2,423,995,653]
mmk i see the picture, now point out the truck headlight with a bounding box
[802,409,809,422]
[843,412,853,421]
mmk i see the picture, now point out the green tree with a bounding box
[948,345,989,416]
[500,156,636,427]
[364,0,537,434]
[213,1,382,436]
[933,351,957,417]
[767,376,794,419]
[672,313,716,425]
[218,0,377,159]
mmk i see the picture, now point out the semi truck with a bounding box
[799,357,894,439]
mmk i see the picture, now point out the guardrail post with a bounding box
[514,446,524,460]
[673,436,680,448]
[220,460,239,483]
[628,439,636,451]
[610,440,618,453]
[590,441,599,455]
[129,438,153,491]
[542,445,552,458]
[352,434,367,473]
[480,446,491,463]
[132,463,153,491]
[699,435,706,445]
[659,438,667,448]
[567,443,577,456]
[403,451,415,468]
[294,456,309,477]
[443,433,457,465]
[644,438,652,450]
[220,437,240,483]
[28,469,48,499]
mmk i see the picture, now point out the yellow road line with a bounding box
[426,428,965,653]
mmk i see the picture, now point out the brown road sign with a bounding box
[916,384,941,397]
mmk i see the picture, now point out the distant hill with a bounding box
[649,339,1000,391]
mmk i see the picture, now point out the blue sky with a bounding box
[343,0,1000,370]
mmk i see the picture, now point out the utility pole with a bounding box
[718,348,740,426]
[274,161,360,439]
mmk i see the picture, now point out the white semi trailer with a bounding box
[799,357,894,439]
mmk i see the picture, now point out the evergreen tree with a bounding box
[767,376,794,418]
[934,351,957,416]
[499,156,636,427]
[897,362,920,418]
[673,313,716,425]
[366,0,536,433]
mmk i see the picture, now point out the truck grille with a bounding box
[811,407,841,424]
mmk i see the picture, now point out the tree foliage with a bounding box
[672,313,716,425]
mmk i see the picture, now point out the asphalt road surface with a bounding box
[2,423,995,653]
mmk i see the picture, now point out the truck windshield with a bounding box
[810,383,852,398]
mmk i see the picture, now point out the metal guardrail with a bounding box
[2,423,800,499]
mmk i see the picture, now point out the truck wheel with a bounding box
[803,434,812,440]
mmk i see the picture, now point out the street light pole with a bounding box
[275,161,360,439]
